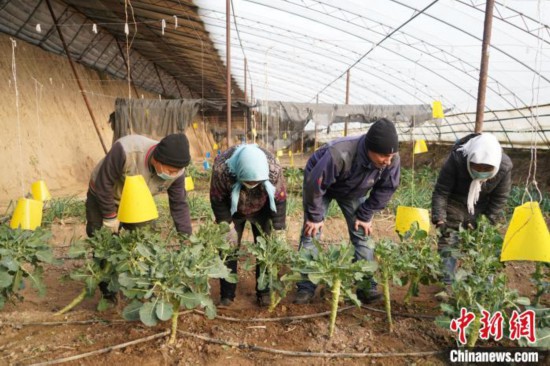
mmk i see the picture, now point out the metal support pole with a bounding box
[314,94,319,150]
[226,0,232,147]
[475,0,495,134]
[244,58,248,103]
[45,0,107,154]
[344,69,350,137]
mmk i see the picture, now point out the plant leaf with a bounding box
[139,301,159,326]
[155,300,173,321]
[0,257,19,272]
[122,300,143,321]
[0,271,13,288]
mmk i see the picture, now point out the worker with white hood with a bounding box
[431,133,512,286]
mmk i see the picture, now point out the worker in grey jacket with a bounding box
[432,133,512,286]
[86,133,193,237]
[294,118,401,305]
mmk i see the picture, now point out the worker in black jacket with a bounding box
[432,133,512,286]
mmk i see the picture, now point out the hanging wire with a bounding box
[11,38,24,196]
[522,0,545,206]
[231,0,255,95]
[33,77,44,179]
[310,0,441,102]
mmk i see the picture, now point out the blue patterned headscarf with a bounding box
[226,144,276,215]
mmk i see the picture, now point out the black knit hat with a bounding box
[365,118,399,154]
[153,134,191,168]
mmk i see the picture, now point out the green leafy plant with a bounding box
[56,228,169,315]
[287,241,377,337]
[285,194,302,217]
[435,217,529,347]
[0,225,58,309]
[283,167,303,194]
[42,196,86,225]
[245,230,294,312]
[120,221,235,344]
[389,167,436,210]
[187,192,212,220]
[518,306,550,349]
[397,223,441,304]
[325,200,343,219]
[531,262,550,307]
[373,237,406,332]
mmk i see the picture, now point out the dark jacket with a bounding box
[431,134,513,226]
[89,135,192,234]
[303,134,400,223]
[210,145,287,230]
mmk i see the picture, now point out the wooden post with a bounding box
[475,0,495,133]
[45,0,107,154]
[226,0,232,147]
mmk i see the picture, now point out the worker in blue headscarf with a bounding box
[210,144,287,307]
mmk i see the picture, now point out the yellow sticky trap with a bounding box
[276,150,283,157]
[432,101,445,119]
[192,122,198,129]
[31,180,52,201]
[501,202,550,262]
[185,176,194,191]
[213,143,219,150]
[252,128,257,137]
[10,197,43,231]
[395,206,430,235]
[118,175,159,224]
[414,140,428,154]
[283,132,287,139]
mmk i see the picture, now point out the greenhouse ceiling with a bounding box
[195,0,550,147]
[197,0,549,111]
[0,0,548,146]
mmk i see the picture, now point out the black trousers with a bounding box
[220,207,273,300]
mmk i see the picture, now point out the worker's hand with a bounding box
[435,221,447,235]
[273,229,286,242]
[102,217,120,234]
[226,223,239,247]
[304,220,323,238]
[354,219,373,236]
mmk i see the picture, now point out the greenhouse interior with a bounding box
[0,0,549,364]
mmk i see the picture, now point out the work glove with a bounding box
[273,229,286,242]
[103,217,120,234]
[226,223,239,247]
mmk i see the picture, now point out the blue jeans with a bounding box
[297,195,377,293]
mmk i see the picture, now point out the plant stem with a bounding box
[467,316,481,348]
[534,262,543,307]
[383,269,393,333]
[268,290,278,313]
[168,299,180,344]
[404,276,418,304]
[55,288,87,316]
[329,278,341,338]
[11,269,22,293]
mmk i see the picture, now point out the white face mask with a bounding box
[156,167,185,181]
[242,182,261,189]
